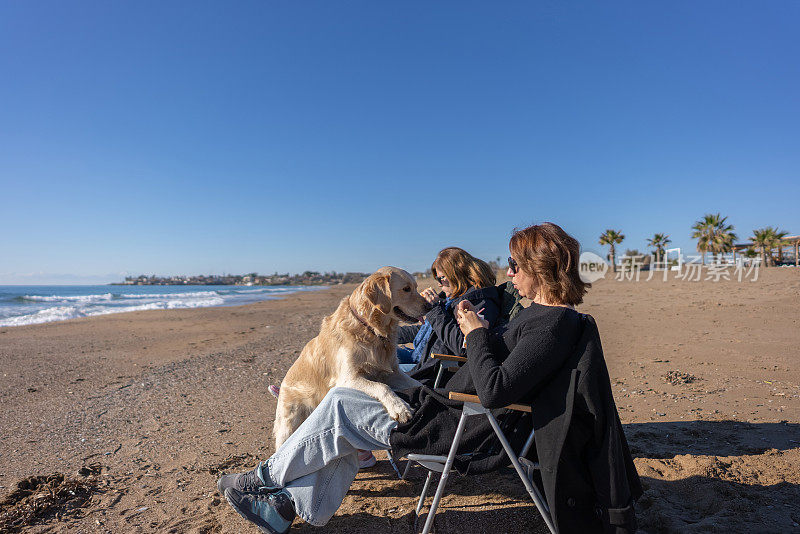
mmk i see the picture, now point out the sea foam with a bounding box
[20,293,115,302]
[0,285,323,327]
[0,297,227,326]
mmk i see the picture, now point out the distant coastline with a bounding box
[114,271,372,286]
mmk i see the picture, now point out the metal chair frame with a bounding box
[400,354,557,534]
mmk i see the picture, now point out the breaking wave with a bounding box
[0,286,324,327]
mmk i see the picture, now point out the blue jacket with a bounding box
[398,285,502,383]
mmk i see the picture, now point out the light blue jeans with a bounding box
[257,387,401,526]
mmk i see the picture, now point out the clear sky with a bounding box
[1,1,798,284]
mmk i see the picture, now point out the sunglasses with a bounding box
[508,257,519,274]
[435,275,450,286]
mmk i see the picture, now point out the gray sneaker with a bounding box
[217,464,278,495]
[224,487,296,534]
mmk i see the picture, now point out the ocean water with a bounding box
[0,285,325,327]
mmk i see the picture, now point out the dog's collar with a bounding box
[349,302,387,339]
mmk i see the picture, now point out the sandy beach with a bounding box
[1,269,799,533]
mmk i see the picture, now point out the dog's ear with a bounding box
[362,273,392,318]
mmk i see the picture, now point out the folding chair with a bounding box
[398,353,461,480]
[401,354,556,534]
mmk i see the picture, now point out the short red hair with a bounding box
[509,223,589,306]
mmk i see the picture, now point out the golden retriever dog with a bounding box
[273,266,431,448]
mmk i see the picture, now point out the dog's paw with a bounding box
[386,397,413,423]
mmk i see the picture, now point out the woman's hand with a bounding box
[456,302,488,337]
[456,300,474,313]
[420,287,442,305]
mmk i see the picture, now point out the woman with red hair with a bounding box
[219,223,641,534]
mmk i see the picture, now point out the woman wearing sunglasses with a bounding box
[396,247,503,383]
[218,223,640,534]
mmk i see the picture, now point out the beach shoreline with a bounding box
[0,285,329,328]
[1,270,799,532]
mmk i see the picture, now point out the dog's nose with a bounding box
[423,301,434,313]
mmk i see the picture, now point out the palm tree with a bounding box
[646,233,672,264]
[692,216,714,265]
[709,217,737,263]
[752,227,775,266]
[599,229,625,272]
[752,227,786,267]
[692,213,736,264]
[774,229,789,263]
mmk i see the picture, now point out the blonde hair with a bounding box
[431,247,496,298]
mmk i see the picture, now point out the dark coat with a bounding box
[532,313,642,533]
[389,305,642,533]
[398,285,502,383]
[497,280,525,325]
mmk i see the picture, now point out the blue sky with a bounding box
[1,1,798,284]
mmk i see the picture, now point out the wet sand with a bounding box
[1,268,798,533]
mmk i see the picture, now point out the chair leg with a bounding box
[433,365,445,388]
[415,470,433,515]
[486,412,557,534]
[420,410,469,534]
[387,452,404,479]
[402,458,413,480]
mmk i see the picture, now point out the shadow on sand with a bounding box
[292,420,799,533]
[624,419,799,458]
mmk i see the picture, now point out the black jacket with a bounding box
[398,285,502,383]
[390,305,641,533]
[531,313,642,533]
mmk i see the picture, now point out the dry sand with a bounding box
[1,268,799,533]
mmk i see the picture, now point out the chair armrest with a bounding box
[431,353,467,363]
[448,391,532,413]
